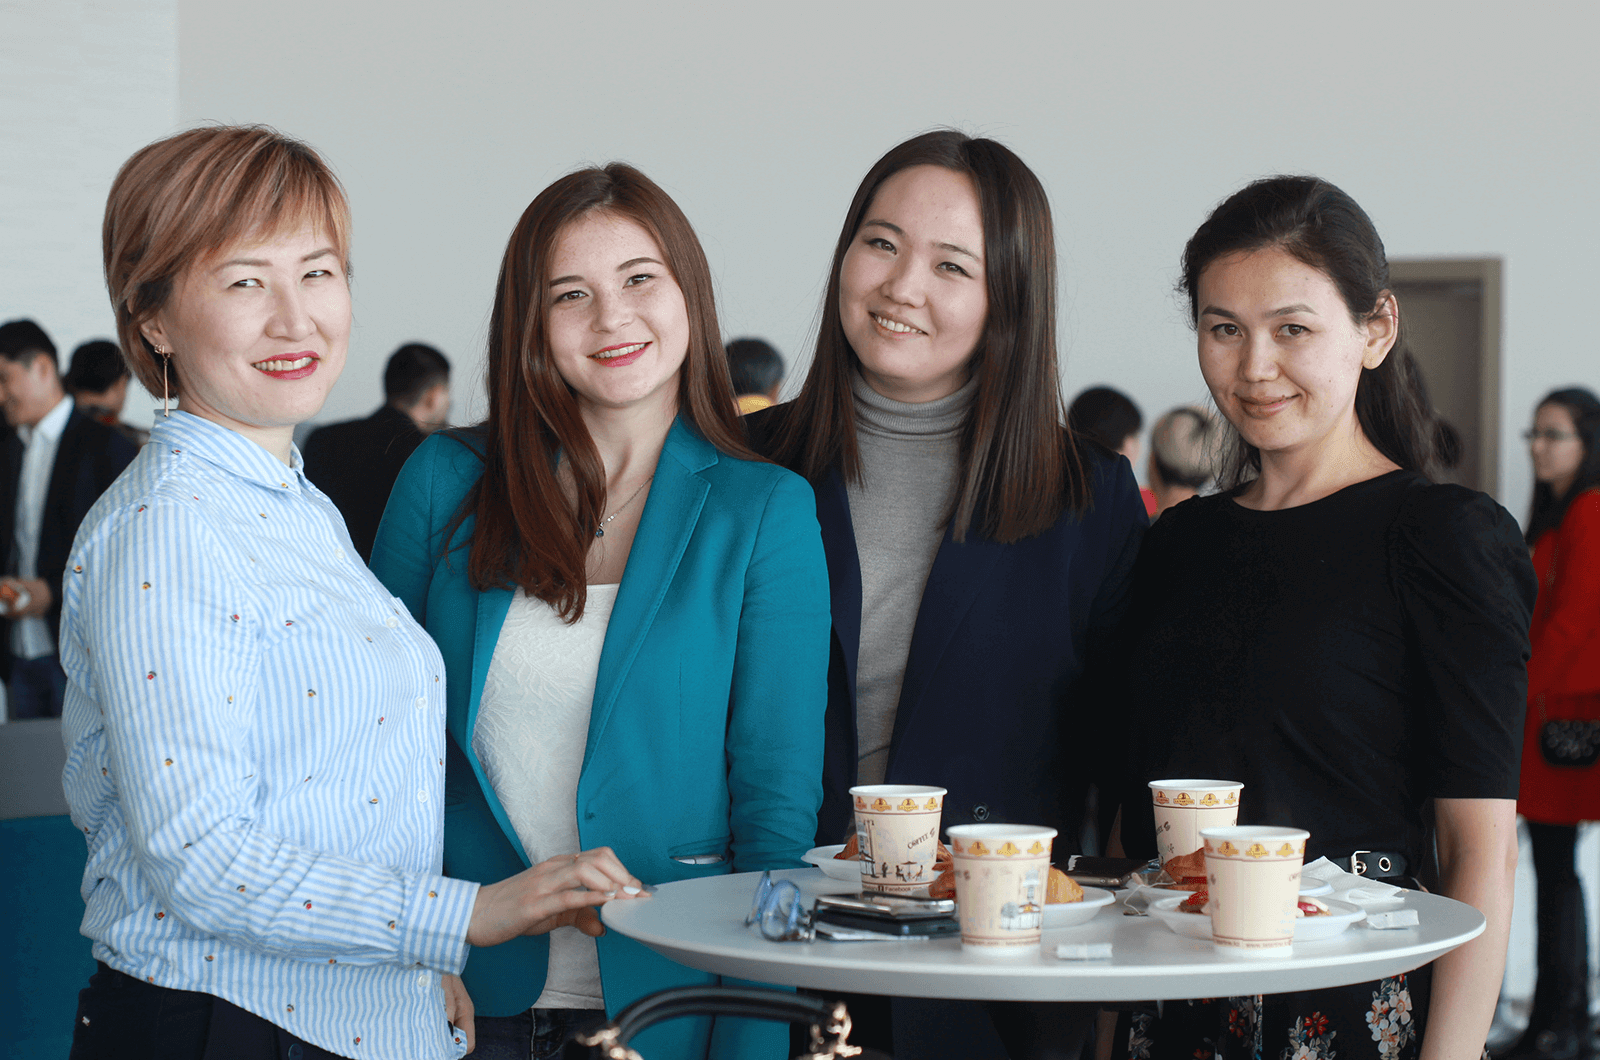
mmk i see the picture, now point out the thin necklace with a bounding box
[595,475,654,538]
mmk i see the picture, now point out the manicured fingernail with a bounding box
[623,885,642,895]
[603,890,617,898]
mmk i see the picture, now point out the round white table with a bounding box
[601,868,1485,1001]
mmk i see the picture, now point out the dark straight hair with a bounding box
[384,342,450,406]
[0,319,58,367]
[1179,175,1438,490]
[459,163,756,621]
[765,129,1088,543]
[1067,385,1143,453]
[1526,387,1600,544]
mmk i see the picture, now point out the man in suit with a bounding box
[725,336,784,415]
[302,342,450,561]
[65,338,149,448]
[0,319,137,719]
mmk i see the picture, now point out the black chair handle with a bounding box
[568,986,863,1059]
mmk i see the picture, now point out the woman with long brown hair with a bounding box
[370,163,830,1060]
[747,129,1148,1059]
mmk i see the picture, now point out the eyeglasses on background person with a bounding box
[1524,428,1580,443]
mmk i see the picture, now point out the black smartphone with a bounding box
[1063,855,1146,888]
[813,909,961,938]
[814,893,956,920]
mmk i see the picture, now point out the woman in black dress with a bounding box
[1119,176,1536,1060]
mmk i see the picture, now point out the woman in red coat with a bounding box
[1510,386,1600,1060]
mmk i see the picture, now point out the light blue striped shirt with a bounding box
[60,412,475,1060]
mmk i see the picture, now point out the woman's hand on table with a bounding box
[442,974,475,1053]
[466,847,645,947]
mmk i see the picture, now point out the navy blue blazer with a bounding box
[746,403,1147,849]
[303,405,425,561]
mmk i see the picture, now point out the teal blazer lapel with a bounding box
[584,419,713,772]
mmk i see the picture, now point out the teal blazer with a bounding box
[370,419,829,1059]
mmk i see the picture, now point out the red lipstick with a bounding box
[590,341,649,368]
[253,353,321,380]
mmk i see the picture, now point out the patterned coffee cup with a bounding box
[1149,779,1243,866]
[946,824,1057,951]
[1200,825,1309,957]
[849,785,946,896]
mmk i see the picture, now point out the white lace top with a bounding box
[473,583,620,1010]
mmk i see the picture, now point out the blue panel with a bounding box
[1,815,94,1060]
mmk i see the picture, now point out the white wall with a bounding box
[6,0,1597,516]
[168,0,1598,516]
[0,0,176,415]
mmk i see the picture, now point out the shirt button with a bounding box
[416,789,427,803]
[385,617,399,628]
[972,804,990,822]
[416,971,429,988]
[415,697,426,711]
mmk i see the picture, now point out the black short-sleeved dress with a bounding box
[1118,470,1536,1060]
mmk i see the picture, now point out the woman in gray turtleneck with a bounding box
[747,130,1147,1060]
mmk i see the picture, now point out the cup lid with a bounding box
[849,784,947,797]
[945,823,1058,840]
[1148,779,1244,791]
[1199,825,1309,842]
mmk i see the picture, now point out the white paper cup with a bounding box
[946,824,1057,952]
[1200,825,1308,958]
[1149,779,1243,866]
[849,785,946,896]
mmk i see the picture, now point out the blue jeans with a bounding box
[8,653,66,719]
[473,1008,608,1060]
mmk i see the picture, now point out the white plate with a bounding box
[1148,894,1365,942]
[1043,885,1116,928]
[802,844,864,882]
[1136,878,1333,908]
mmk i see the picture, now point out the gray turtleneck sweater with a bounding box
[847,371,976,785]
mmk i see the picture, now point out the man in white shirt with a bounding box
[0,320,136,719]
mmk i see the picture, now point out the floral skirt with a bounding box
[1122,967,1432,1060]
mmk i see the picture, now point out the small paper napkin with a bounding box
[1302,857,1406,909]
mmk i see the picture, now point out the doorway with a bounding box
[1388,258,1503,493]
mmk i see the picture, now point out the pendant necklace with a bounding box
[595,475,654,538]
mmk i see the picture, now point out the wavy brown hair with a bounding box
[764,130,1089,542]
[458,163,756,621]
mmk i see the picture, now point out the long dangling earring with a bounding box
[152,345,171,417]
